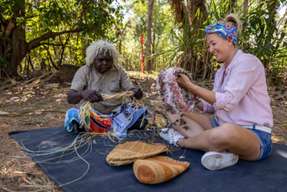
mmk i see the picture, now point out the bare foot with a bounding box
[174,116,204,138]
[166,112,181,125]
[173,124,194,138]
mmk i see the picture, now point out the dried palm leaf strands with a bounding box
[106,141,168,166]
[133,156,190,184]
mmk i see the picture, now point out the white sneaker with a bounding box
[201,151,239,171]
[159,128,184,146]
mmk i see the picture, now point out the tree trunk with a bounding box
[146,0,154,72]
[0,0,81,79]
[243,0,248,16]
[242,0,249,32]
[229,0,237,13]
[176,0,208,79]
[0,0,26,78]
[9,28,26,77]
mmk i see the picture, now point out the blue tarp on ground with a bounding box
[10,127,287,192]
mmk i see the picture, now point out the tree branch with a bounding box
[40,42,70,47]
[27,28,81,52]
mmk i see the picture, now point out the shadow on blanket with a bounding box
[10,127,287,192]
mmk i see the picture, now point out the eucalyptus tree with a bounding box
[169,0,209,80]
[146,0,154,71]
[0,0,122,79]
[120,0,178,72]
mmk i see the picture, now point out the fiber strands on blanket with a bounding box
[10,127,287,192]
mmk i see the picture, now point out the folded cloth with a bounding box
[112,103,147,139]
[79,102,112,133]
[65,102,147,139]
[64,108,81,133]
[106,141,168,166]
[133,156,190,184]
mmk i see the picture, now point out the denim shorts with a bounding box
[210,116,272,160]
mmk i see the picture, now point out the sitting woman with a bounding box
[65,40,145,138]
[160,16,273,171]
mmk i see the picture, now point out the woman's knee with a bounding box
[208,124,239,148]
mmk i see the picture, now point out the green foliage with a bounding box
[0,0,124,76]
[120,0,182,71]
[163,0,287,82]
[0,56,8,66]
[24,0,122,40]
[1,0,286,85]
[0,0,15,19]
[42,0,287,85]
[239,0,287,84]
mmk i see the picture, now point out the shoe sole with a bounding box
[201,151,238,171]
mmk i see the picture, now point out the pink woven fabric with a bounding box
[156,67,195,113]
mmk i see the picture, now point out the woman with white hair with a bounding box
[64,40,144,137]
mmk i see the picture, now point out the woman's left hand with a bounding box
[176,73,194,91]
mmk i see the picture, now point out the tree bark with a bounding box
[146,0,154,72]
[243,0,248,16]
[177,0,208,79]
[0,0,82,78]
[0,20,80,78]
[27,29,80,52]
[0,0,26,78]
[229,0,237,13]
[242,0,249,32]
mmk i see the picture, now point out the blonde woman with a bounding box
[160,17,273,171]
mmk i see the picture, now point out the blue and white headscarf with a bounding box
[205,23,238,45]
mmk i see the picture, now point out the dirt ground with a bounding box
[0,75,286,192]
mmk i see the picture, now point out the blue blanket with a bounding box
[10,127,287,192]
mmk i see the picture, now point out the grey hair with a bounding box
[85,40,119,67]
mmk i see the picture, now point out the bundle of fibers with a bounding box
[102,91,134,101]
[106,141,168,166]
[133,156,190,184]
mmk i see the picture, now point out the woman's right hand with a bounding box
[81,90,103,102]
[176,73,194,91]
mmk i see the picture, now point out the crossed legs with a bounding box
[168,112,261,161]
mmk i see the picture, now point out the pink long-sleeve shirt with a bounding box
[203,49,273,128]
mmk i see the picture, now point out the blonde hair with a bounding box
[85,40,119,67]
[225,13,242,33]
